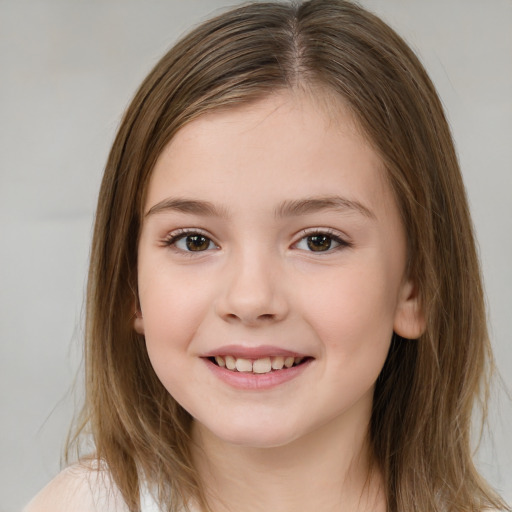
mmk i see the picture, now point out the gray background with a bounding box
[1,1,511,510]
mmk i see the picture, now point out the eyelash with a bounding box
[294,228,352,253]
[162,228,352,254]
[163,229,219,254]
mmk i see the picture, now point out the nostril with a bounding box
[223,312,276,323]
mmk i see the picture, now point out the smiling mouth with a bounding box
[208,355,311,374]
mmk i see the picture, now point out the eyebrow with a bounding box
[274,196,376,220]
[145,195,375,220]
[145,198,229,217]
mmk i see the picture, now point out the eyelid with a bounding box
[162,228,219,252]
[292,227,352,251]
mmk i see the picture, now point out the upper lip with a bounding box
[201,344,310,359]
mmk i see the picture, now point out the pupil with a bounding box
[186,235,209,251]
[307,235,331,251]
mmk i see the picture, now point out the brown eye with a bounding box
[167,232,217,252]
[185,234,212,251]
[306,235,333,252]
[294,231,347,253]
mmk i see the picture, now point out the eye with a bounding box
[165,230,218,252]
[294,231,349,253]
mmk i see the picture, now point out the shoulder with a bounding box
[23,462,129,512]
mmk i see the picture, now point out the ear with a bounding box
[133,308,145,335]
[393,278,426,340]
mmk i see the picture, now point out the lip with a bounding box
[201,344,309,359]
[203,355,313,391]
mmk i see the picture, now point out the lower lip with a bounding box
[203,358,313,390]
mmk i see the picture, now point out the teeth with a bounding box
[225,355,236,370]
[235,358,253,372]
[271,356,284,370]
[213,355,307,373]
[253,357,272,374]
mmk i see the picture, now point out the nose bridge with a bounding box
[217,242,287,324]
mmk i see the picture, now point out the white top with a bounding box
[140,485,162,512]
[140,485,198,512]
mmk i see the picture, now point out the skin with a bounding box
[134,90,424,512]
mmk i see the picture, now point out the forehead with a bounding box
[146,90,392,218]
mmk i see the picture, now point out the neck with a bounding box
[191,402,385,512]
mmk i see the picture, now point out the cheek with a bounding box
[138,266,212,351]
[300,261,398,362]
[137,270,211,404]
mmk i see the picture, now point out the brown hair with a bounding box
[68,1,509,511]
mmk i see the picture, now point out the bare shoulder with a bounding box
[23,462,128,512]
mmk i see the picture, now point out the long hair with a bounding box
[67,1,509,511]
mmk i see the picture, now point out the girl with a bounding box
[25,1,510,511]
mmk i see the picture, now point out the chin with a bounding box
[218,432,299,449]
[198,418,303,449]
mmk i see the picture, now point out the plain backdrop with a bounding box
[1,1,511,510]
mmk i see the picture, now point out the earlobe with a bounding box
[133,309,145,335]
[393,279,426,340]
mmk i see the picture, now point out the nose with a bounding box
[215,250,289,326]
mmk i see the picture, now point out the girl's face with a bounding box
[135,91,423,448]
